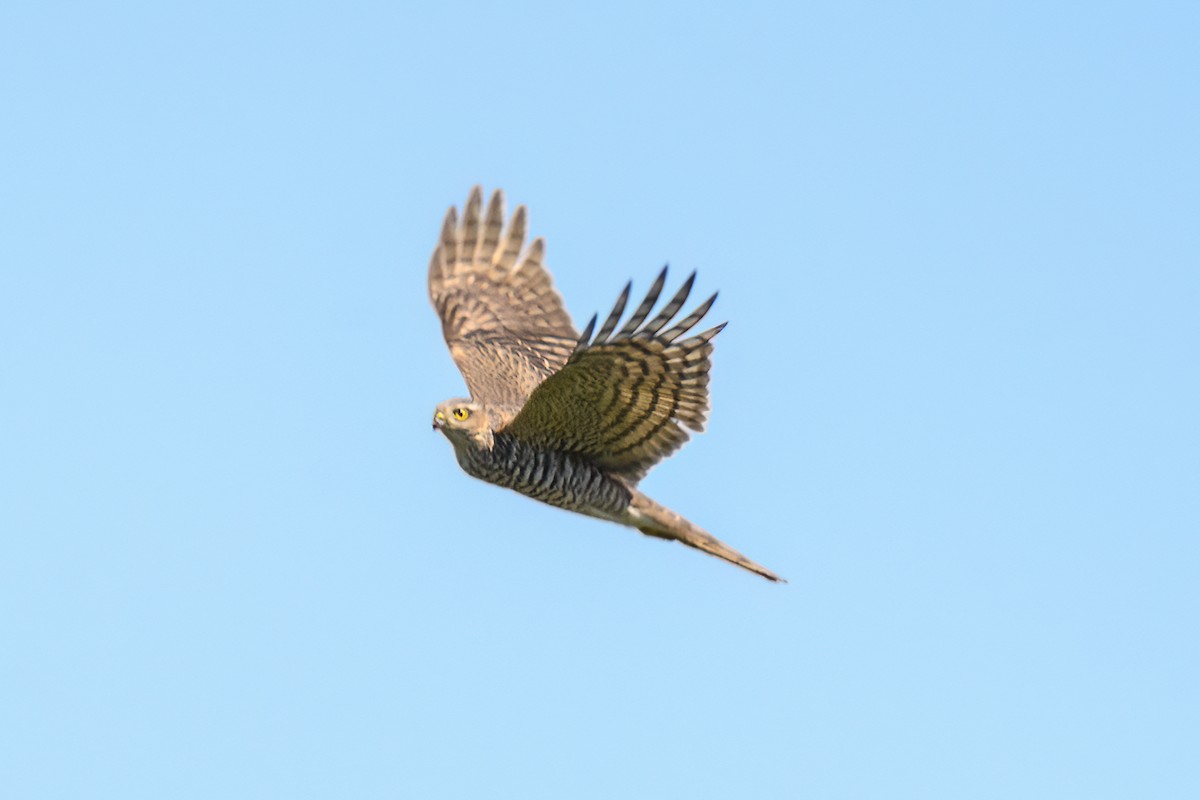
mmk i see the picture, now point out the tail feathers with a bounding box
[627,493,785,583]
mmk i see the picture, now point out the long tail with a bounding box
[624,492,785,583]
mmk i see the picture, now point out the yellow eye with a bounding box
[452,408,469,421]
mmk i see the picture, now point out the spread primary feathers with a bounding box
[428,187,783,582]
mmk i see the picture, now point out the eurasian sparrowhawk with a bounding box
[429,187,783,582]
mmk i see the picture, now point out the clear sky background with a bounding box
[2,2,1197,798]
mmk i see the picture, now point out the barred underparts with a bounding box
[428,187,783,582]
[456,433,632,519]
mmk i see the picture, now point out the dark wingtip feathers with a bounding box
[697,321,727,343]
[642,271,696,337]
[585,271,721,348]
[617,267,669,338]
[661,291,719,343]
[574,314,598,353]
[595,281,632,344]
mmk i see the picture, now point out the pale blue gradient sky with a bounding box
[2,2,1197,798]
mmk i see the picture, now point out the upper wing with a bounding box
[500,268,724,484]
[428,187,578,410]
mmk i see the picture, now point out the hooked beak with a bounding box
[432,410,445,431]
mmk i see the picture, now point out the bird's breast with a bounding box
[455,434,631,519]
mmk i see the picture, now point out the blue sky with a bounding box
[2,2,1197,797]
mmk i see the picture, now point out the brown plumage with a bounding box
[428,188,577,417]
[429,187,783,582]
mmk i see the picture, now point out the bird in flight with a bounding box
[428,187,783,582]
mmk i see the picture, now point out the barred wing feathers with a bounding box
[501,268,724,484]
[428,187,578,410]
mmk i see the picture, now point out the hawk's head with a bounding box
[432,398,494,449]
